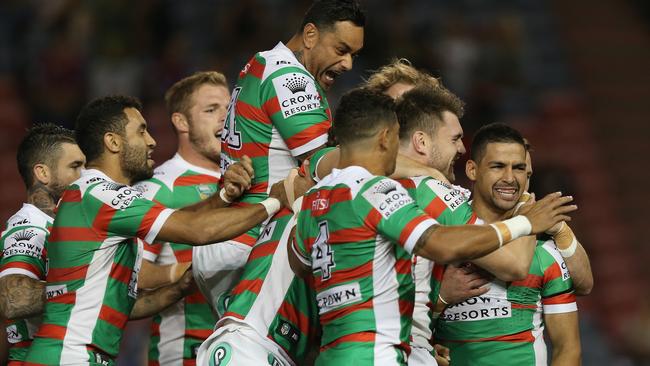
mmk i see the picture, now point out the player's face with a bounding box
[186,84,230,162]
[121,108,157,183]
[472,142,527,212]
[384,82,415,99]
[50,143,85,199]
[385,121,401,176]
[310,21,363,90]
[427,111,465,182]
[525,151,533,192]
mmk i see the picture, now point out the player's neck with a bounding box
[176,143,220,173]
[27,183,57,217]
[470,196,509,224]
[338,147,390,176]
[86,158,131,186]
[286,36,304,64]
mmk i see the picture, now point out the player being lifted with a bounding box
[289,88,577,366]
[24,96,287,365]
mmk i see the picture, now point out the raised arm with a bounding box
[130,269,195,320]
[0,274,45,320]
[471,235,537,282]
[548,222,593,295]
[138,259,192,290]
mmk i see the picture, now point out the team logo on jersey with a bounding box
[276,320,300,345]
[316,282,362,314]
[258,220,278,242]
[4,229,43,258]
[210,343,232,366]
[196,184,217,200]
[6,325,21,344]
[272,73,321,118]
[362,179,414,219]
[425,179,467,212]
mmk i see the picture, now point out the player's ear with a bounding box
[104,132,122,154]
[302,23,319,49]
[411,131,428,156]
[171,112,189,134]
[465,159,477,182]
[377,127,390,151]
[32,163,51,185]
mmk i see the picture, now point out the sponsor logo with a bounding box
[317,282,362,314]
[276,60,293,66]
[442,284,512,322]
[3,229,43,258]
[259,220,278,243]
[100,185,143,210]
[311,198,329,212]
[426,179,467,212]
[11,218,29,227]
[272,73,321,118]
[6,325,21,344]
[85,176,104,185]
[210,343,232,366]
[362,179,413,219]
[45,284,67,299]
[103,182,126,191]
[196,184,217,200]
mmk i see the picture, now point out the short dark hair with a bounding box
[470,123,526,162]
[396,84,465,143]
[332,87,397,146]
[17,123,76,188]
[164,71,228,116]
[299,0,365,33]
[75,95,142,163]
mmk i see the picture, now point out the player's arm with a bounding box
[470,235,537,282]
[137,259,191,290]
[130,269,195,320]
[548,222,593,295]
[434,264,490,311]
[413,192,576,263]
[0,274,45,320]
[545,311,582,365]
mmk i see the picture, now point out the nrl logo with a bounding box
[283,73,308,94]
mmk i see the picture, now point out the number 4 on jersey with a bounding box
[313,221,335,280]
[222,87,243,149]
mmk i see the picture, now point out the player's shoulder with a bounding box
[81,172,145,210]
[259,42,310,82]
[134,157,183,198]
[4,204,52,233]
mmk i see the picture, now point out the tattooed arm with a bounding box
[0,274,45,320]
[129,269,195,320]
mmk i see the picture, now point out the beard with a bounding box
[187,118,220,163]
[122,141,153,184]
[428,149,456,183]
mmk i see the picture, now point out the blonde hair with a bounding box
[365,58,439,93]
[164,71,228,116]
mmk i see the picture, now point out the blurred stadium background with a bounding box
[1,0,649,365]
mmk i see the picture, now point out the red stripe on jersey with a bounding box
[277,300,311,337]
[237,99,271,125]
[511,273,543,289]
[62,188,82,203]
[543,292,576,305]
[22,362,49,366]
[182,360,196,366]
[512,303,537,310]
[321,331,375,351]
[174,175,219,187]
[543,262,562,281]
[174,248,192,262]
[110,263,132,285]
[185,289,209,304]
[399,299,414,316]
[147,361,160,366]
[137,205,167,241]
[247,182,269,195]
[396,178,416,190]
[150,322,160,337]
[398,215,430,247]
[49,292,76,304]
[248,240,279,262]
[35,323,67,340]
[10,340,32,348]
[230,232,258,247]
[262,96,281,117]
[48,227,99,242]
[424,197,447,219]
[185,329,212,339]
[239,141,270,159]
[47,264,89,282]
[231,279,263,296]
[143,241,162,256]
[363,209,382,230]
[432,264,445,281]
[284,121,330,151]
[99,304,128,330]
[328,227,375,244]
[320,299,373,324]
[222,311,244,321]
[443,329,535,344]
[304,187,351,215]
[242,57,264,80]
[318,260,373,288]
[93,204,118,234]
[467,212,479,224]
[0,261,42,278]
[394,258,411,275]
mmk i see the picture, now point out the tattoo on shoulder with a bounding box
[293,50,304,64]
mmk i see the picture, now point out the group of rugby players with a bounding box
[0,1,593,365]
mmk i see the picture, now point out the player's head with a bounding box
[396,84,465,182]
[17,123,85,199]
[332,87,399,175]
[297,0,365,90]
[76,95,156,184]
[365,58,440,99]
[466,123,527,213]
[165,71,230,162]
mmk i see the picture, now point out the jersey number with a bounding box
[222,86,243,149]
[313,221,334,280]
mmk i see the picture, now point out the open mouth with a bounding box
[494,186,518,201]
[323,70,341,85]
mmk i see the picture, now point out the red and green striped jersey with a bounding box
[435,240,577,366]
[0,203,52,362]
[294,166,437,365]
[222,207,319,364]
[134,154,219,366]
[25,169,175,365]
[220,42,331,205]
[397,177,478,351]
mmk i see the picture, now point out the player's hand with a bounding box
[439,263,491,305]
[293,160,316,199]
[518,192,577,234]
[170,262,192,283]
[175,268,196,297]
[511,191,534,216]
[269,180,289,209]
[222,155,254,200]
[434,344,451,366]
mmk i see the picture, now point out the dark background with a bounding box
[1,0,649,364]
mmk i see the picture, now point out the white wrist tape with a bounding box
[558,237,578,258]
[292,196,304,215]
[260,197,281,218]
[490,215,532,247]
[219,187,232,204]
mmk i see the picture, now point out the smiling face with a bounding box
[304,21,364,90]
[467,142,527,213]
[49,142,86,199]
[121,107,157,184]
[426,111,466,182]
[186,84,230,162]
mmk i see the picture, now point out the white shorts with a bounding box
[192,240,252,316]
[408,346,438,366]
[196,321,293,366]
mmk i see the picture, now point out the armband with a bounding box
[260,198,281,218]
[554,222,578,258]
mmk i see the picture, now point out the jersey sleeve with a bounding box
[89,183,175,244]
[261,67,330,157]
[292,205,313,268]
[307,146,336,182]
[359,177,437,254]
[417,177,476,225]
[539,241,577,314]
[0,225,48,280]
